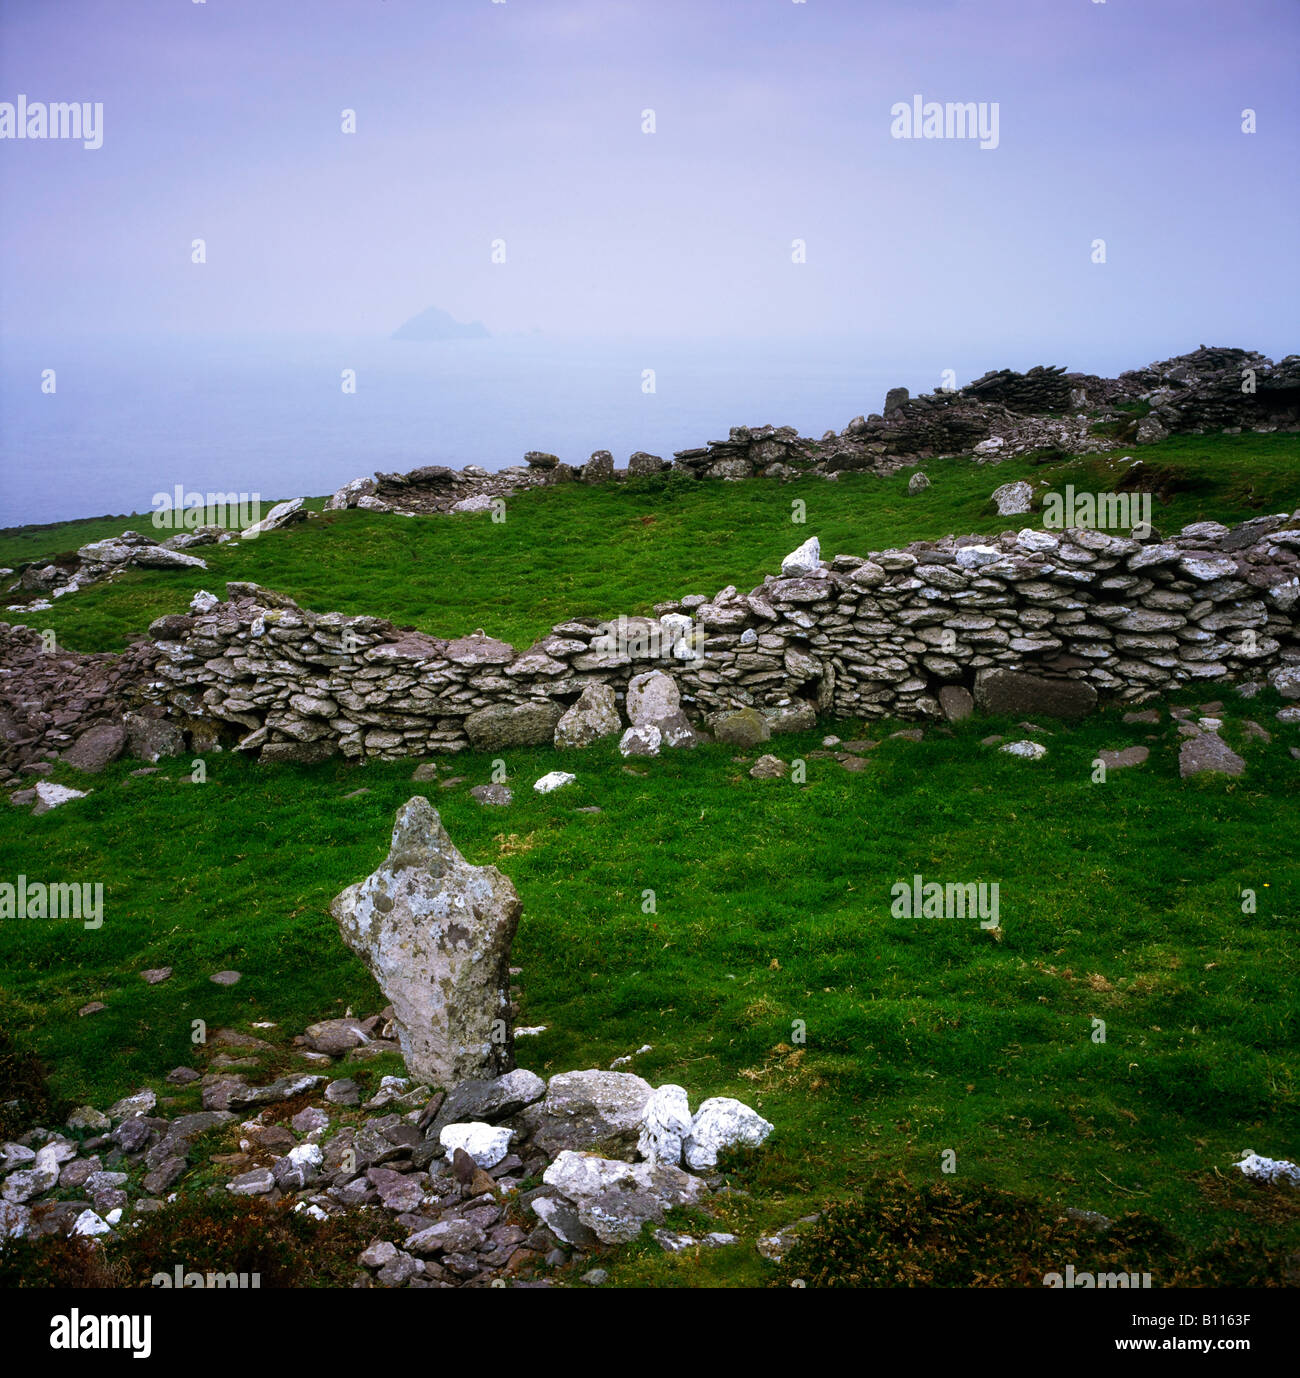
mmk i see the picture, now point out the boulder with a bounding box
[637,1084,692,1166]
[517,1069,654,1160]
[438,1122,513,1169]
[240,498,306,539]
[554,683,622,749]
[627,451,667,477]
[540,1150,708,1244]
[330,797,522,1085]
[533,771,575,793]
[973,668,1097,720]
[465,701,563,750]
[780,537,821,578]
[907,472,930,495]
[991,480,1034,515]
[938,686,974,722]
[427,1068,546,1134]
[523,451,559,470]
[61,722,126,774]
[709,708,771,747]
[682,1096,774,1170]
[124,712,185,762]
[582,451,615,483]
[469,783,513,807]
[619,725,662,758]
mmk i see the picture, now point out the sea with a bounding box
[0,333,1017,528]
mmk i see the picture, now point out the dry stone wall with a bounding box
[129,512,1300,764]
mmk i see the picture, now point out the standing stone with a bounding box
[582,451,615,483]
[938,686,974,723]
[627,452,667,477]
[907,472,931,495]
[626,670,698,747]
[330,797,522,1086]
[780,536,821,577]
[884,386,909,414]
[554,683,622,748]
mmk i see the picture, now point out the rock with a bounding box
[521,1070,654,1160]
[749,755,787,780]
[523,451,560,470]
[325,1078,362,1107]
[991,480,1034,515]
[780,537,821,578]
[710,708,770,748]
[583,450,615,483]
[541,1150,709,1245]
[66,1106,111,1133]
[974,668,1097,720]
[554,683,621,748]
[438,1123,514,1169]
[1268,666,1300,700]
[938,686,974,723]
[77,1001,106,1017]
[108,1089,156,1121]
[406,1217,488,1256]
[637,1084,692,1167]
[302,1018,370,1055]
[1235,1153,1300,1187]
[411,763,439,782]
[1000,740,1048,759]
[450,494,496,514]
[140,967,172,985]
[682,1097,773,1169]
[533,771,575,793]
[226,1074,323,1110]
[1179,734,1245,778]
[907,471,930,495]
[123,712,185,763]
[240,498,306,539]
[465,701,563,751]
[581,1268,609,1285]
[61,722,126,774]
[31,781,89,815]
[627,451,667,477]
[227,1168,275,1195]
[1097,746,1149,770]
[1276,707,1300,725]
[2,1145,62,1203]
[470,783,513,807]
[209,970,241,986]
[330,797,521,1086]
[428,1069,546,1132]
[618,725,661,758]
[359,1240,399,1269]
[71,1209,111,1237]
[1122,710,1161,725]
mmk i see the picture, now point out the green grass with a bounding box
[7,433,1299,656]
[1,429,1297,1285]
[1,689,1297,1283]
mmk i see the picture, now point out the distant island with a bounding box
[391,307,490,341]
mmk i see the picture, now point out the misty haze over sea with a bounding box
[0,333,1051,527]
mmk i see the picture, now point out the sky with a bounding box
[1,0,1297,370]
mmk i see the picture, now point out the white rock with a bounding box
[658,613,693,645]
[682,1096,774,1170]
[439,1122,513,1169]
[533,771,576,793]
[32,781,89,813]
[105,1208,123,1225]
[954,545,1001,569]
[618,725,662,758]
[1000,739,1048,759]
[1235,1153,1300,1187]
[451,493,496,514]
[541,1149,709,1244]
[975,436,1005,455]
[780,536,821,577]
[991,480,1033,515]
[240,497,304,539]
[190,589,219,613]
[638,1084,692,1166]
[108,1089,156,1122]
[71,1209,111,1237]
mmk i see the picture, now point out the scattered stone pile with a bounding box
[5,529,218,611]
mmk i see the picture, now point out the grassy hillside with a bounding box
[1,431,1297,1285]
[5,434,1299,656]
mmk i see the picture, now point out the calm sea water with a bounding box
[0,335,967,527]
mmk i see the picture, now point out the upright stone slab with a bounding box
[330,797,522,1086]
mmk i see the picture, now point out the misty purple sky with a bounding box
[1,0,1297,368]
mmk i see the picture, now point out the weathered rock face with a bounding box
[538,1150,708,1244]
[330,797,522,1087]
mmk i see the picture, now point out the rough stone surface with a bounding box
[682,1097,774,1170]
[540,1149,709,1244]
[330,797,522,1085]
